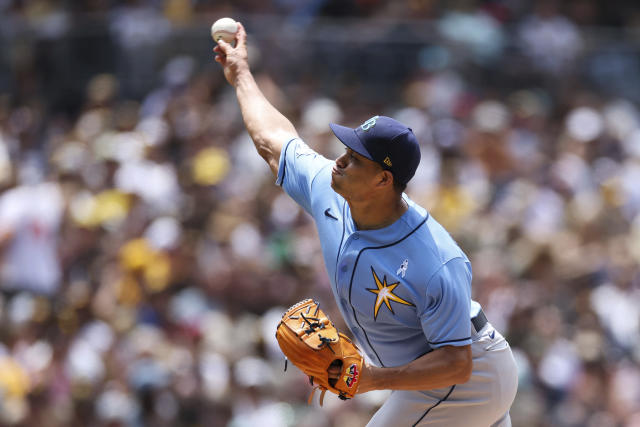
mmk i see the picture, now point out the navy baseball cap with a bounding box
[329,116,421,185]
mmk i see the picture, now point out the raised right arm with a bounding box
[214,22,298,177]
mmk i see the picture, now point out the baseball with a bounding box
[211,17,238,46]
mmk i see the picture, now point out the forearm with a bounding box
[234,69,298,175]
[360,345,472,392]
[214,23,297,176]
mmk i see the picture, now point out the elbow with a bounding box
[255,142,273,163]
[252,138,277,169]
[252,131,285,163]
[252,132,270,156]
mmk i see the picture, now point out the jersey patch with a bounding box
[396,259,409,278]
[367,267,415,320]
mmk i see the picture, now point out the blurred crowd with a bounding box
[1,0,640,426]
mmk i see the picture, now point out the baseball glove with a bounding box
[275,299,364,406]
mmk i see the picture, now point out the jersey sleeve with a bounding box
[275,138,333,214]
[418,257,473,348]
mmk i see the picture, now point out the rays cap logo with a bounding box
[330,115,421,185]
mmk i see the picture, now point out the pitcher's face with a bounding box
[331,148,385,202]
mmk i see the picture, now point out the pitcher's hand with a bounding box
[327,361,375,394]
[213,22,249,87]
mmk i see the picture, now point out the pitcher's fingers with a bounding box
[213,48,225,60]
[216,39,230,54]
[236,22,247,47]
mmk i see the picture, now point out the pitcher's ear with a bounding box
[377,170,394,188]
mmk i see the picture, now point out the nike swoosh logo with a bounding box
[489,331,495,339]
[324,208,338,220]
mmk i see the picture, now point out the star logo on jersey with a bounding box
[367,267,414,320]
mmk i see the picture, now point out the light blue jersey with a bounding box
[276,138,482,368]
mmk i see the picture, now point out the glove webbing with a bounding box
[292,311,339,405]
[292,311,337,351]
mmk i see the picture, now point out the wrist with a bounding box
[231,64,252,87]
[357,363,380,394]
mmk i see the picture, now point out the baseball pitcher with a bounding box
[214,22,518,427]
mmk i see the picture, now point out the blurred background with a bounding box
[1,0,640,426]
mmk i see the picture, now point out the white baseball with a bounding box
[211,17,238,46]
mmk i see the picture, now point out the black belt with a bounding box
[471,309,488,333]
